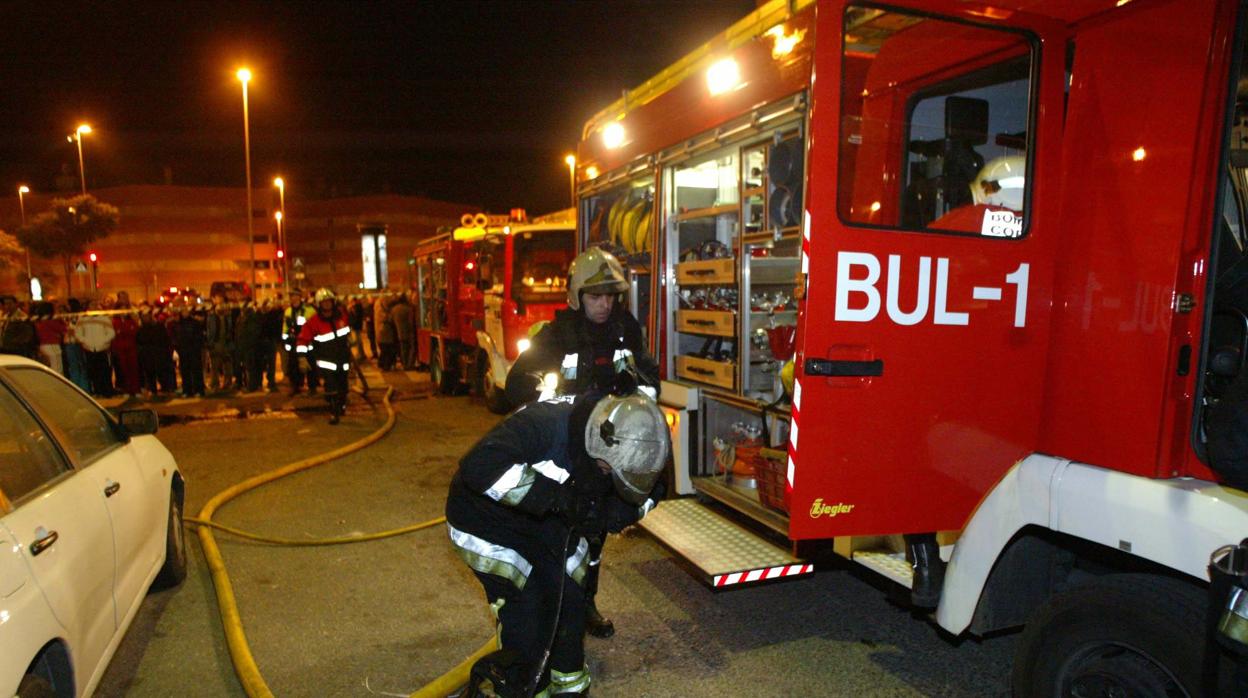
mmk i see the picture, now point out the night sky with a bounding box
[0,0,756,214]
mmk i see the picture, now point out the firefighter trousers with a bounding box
[320,366,349,414]
[471,558,589,696]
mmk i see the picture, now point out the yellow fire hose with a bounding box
[190,387,495,698]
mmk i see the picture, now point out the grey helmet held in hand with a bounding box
[584,393,670,505]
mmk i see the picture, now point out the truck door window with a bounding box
[839,7,1035,237]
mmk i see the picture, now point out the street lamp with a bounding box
[67,124,92,195]
[273,177,288,293]
[18,185,31,299]
[237,68,256,295]
[564,154,576,210]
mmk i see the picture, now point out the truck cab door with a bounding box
[789,3,1065,538]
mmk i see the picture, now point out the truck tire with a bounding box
[1012,573,1206,698]
[477,352,511,414]
[430,344,456,395]
[152,489,187,590]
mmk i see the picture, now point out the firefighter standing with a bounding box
[505,247,661,639]
[449,391,669,698]
[297,288,353,424]
[283,289,319,395]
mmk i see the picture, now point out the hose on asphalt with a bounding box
[192,387,494,698]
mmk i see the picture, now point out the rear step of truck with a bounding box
[849,546,952,589]
[850,550,914,588]
[639,497,813,588]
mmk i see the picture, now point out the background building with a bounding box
[0,186,472,301]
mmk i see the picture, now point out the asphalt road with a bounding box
[96,390,1017,698]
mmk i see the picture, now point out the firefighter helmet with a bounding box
[567,247,629,310]
[971,155,1026,211]
[314,287,336,305]
[584,392,670,505]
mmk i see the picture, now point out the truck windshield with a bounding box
[512,229,574,304]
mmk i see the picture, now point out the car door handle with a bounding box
[104,481,121,497]
[804,358,884,377]
[30,528,58,556]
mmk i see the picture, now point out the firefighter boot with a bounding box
[906,533,945,609]
[584,599,614,638]
[462,649,527,698]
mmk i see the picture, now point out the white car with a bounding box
[0,355,185,698]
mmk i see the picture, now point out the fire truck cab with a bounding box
[575,0,1248,693]
[414,210,576,413]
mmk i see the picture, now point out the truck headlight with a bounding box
[516,338,531,354]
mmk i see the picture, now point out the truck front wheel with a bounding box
[430,344,457,395]
[1012,573,1206,697]
[477,351,510,414]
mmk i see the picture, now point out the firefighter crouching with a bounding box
[283,288,319,395]
[297,288,352,424]
[448,390,669,698]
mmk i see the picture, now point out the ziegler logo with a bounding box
[809,498,855,518]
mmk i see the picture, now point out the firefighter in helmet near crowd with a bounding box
[449,389,670,698]
[505,247,661,638]
[283,288,319,395]
[297,288,353,424]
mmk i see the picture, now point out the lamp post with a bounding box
[18,185,31,299]
[273,210,285,290]
[274,177,288,294]
[68,124,91,195]
[564,154,576,210]
[237,68,256,295]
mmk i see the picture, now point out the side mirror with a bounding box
[118,409,159,436]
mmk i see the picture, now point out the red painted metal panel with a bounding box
[1039,0,1230,480]
[577,7,817,177]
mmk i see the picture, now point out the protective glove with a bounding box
[606,366,640,396]
[298,356,310,373]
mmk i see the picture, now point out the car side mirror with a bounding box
[118,409,159,436]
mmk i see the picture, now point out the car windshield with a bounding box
[512,229,574,304]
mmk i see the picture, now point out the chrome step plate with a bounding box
[640,497,812,588]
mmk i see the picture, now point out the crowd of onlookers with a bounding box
[0,288,432,400]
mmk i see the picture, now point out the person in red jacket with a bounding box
[298,288,353,424]
[111,292,142,398]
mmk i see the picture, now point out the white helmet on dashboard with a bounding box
[566,247,629,310]
[971,155,1026,211]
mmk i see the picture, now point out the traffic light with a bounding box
[276,249,285,259]
[88,251,98,263]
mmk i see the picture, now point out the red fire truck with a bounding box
[574,0,1248,693]
[412,210,576,412]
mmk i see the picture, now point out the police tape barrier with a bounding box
[189,388,493,698]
